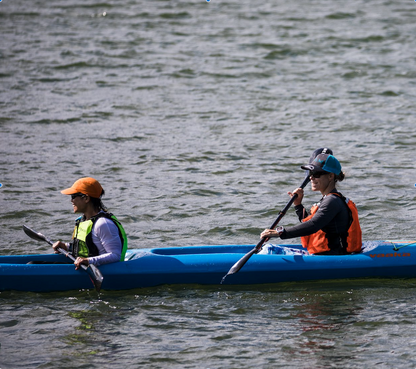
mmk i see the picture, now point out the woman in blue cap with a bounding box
[261,154,362,255]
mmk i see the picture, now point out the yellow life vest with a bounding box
[71,212,127,261]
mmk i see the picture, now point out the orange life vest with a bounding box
[301,193,362,254]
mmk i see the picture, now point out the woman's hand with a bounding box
[52,241,67,254]
[74,257,89,270]
[288,187,304,206]
[261,227,283,239]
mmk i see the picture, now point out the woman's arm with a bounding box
[281,195,343,239]
[89,218,123,266]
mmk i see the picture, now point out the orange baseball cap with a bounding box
[61,177,104,198]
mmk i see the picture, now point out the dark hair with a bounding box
[90,189,107,212]
[335,171,345,182]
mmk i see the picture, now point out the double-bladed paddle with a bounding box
[23,225,103,292]
[221,147,333,283]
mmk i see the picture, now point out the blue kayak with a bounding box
[1,240,416,292]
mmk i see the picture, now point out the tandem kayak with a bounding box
[1,240,416,292]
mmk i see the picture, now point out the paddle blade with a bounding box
[57,247,104,293]
[221,247,258,284]
[23,225,53,245]
[87,265,103,292]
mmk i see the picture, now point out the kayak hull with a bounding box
[1,241,416,292]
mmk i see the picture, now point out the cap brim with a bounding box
[61,187,78,195]
[301,164,326,173]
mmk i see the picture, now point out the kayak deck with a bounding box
[1,240,416,292]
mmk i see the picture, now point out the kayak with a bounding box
[1,240,416,292]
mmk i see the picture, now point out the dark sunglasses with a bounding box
[310,171,329,179]
[71,193,86,200]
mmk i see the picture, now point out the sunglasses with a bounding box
[71,193,86,200]
[310,171,329,179]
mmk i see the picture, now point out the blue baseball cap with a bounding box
[301,154,342,175]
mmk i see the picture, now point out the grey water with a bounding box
[1,0,416,367]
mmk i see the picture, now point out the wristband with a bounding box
[275,226,284,235]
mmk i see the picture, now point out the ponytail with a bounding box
[335,171,345,183]
[90,188,108,212]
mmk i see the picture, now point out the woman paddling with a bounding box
[52,177,128,269]
[261,154,362,255]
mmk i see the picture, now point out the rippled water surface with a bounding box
[1,0,416,367]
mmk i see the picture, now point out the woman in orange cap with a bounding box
[52,177,128,269]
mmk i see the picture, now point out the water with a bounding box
[1,0,416,367]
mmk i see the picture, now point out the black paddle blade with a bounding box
[56,247,104,292]
[221,247,257,284]
[23,225,53,245]
[87,265,103,292]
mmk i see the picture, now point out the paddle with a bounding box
[221,148,333,283]
[23,225,103,292]
[220,176,310,283]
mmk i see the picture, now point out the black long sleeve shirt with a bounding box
[280,189,350,242]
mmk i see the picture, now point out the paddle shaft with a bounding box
[22,225,103,291]
[24,226,86,267]
[221,176,311,281]
[255,175,311,250]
